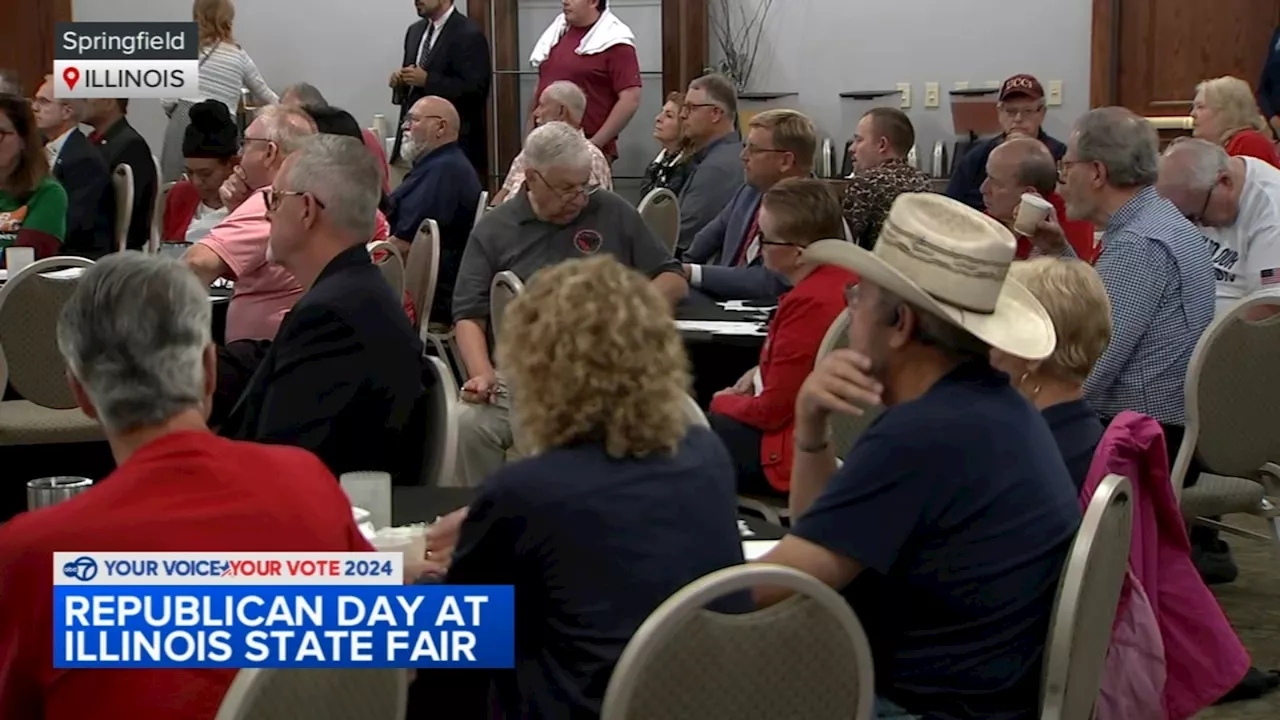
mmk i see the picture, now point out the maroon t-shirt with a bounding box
[534,24,642,159]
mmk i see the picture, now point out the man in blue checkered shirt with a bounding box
[1030,107,1214,434]
[1027,108,1232,580]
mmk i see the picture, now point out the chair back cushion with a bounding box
[638,188,680,252]
[214,667,407,720]
[404,219,440,332]
[0,258,95,408]
[420,356,459,487]
[490,271,524,341]
[368,241,405,298]
[111,164,135,252]
[816,309,882,458]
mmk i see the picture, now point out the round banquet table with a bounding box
[675,290,770,407]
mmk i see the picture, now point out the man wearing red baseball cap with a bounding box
[946,73,1068,210]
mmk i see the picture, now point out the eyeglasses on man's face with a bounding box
[999,104,1046,119]
[530,170,599,201]
[262,187,326,212]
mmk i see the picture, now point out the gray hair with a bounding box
[876,289,990,363]
[56,254,212,433]
[1161,137,1230,192]
[1074,107,1159,188]
[689,73,738,116]
[281,134,379,242]
[282,82,328,108]
[541,81,587,124]
[524,121,593,173]
[256,104,317,154]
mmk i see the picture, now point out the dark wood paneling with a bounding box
[1093,0,1280,115]
[0,0,71,96]
[491,0,521,184]
[466,0,498,191]
[661,0,708,98]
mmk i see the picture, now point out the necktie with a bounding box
[735,213,762,267]
[417,22,436,68]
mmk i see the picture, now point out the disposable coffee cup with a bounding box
[1013,193,1054,237]
[27,476,93,510]
[5,246,34,274]
[339,471,392,530]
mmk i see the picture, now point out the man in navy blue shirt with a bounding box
[946,74,1067,210]
[389,95,483,324]
[757,193,1081,720]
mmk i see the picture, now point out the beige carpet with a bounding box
[1194,514,1280,719]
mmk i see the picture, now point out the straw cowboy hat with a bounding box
[804,192,1056,360]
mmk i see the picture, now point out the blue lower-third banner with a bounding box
[54,585,514,668]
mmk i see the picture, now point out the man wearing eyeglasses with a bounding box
[1157,138,1280,319]
[31,74,111,257]
[183,106,318,344]
[675,73,745,253]
[946,74,1066,210]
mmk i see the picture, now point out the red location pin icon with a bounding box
[63,67,80,91]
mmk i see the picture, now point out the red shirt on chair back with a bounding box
[0,431,375,720]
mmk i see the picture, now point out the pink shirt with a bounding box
[200,194,391,343]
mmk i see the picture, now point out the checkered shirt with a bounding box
[1083,186,1216,425]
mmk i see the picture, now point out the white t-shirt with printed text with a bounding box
[1201,157,1280,315]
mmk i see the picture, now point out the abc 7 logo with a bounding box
[62,556,99,582]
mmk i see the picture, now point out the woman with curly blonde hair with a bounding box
[443,254,747,718]
[1191,76,1279,167]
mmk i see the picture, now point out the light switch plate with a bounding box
[984,80,1000,89]
[1046,80,1063,106]
[954,81,970,90]
[924,82,940,108]
[897,82,911,109]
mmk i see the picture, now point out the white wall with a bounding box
[73,0,460,152]
[712,0,1093,161]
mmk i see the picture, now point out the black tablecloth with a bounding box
[392,486,785,540]
[676,290,768,407]
[209,287,231,346]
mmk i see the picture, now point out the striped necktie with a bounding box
[417,22,436,68]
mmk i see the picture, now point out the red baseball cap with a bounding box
[999,74,1045,102]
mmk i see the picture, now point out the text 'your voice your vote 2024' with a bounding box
[53,552,516,669]
[53,22,200,99]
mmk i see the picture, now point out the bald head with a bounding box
[402,96,459,162]
[983,136,1060,223]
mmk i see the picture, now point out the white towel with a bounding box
[529,9,635,68]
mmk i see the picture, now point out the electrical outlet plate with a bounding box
[897,82,911,109]
[924,82,940,108]
[984,80,1000,89]
[1046,80,1063,106]
[954,81,970,90]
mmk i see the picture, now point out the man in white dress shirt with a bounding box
[30,75,111,256]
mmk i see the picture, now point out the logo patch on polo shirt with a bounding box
[574,229,603,254]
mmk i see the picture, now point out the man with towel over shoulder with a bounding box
[528,0,641,162]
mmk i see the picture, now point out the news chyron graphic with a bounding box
[53,22,198,99]
[53,552,515,669]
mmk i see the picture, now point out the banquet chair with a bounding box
[213,667,408,720]
[474,191,490,227]
[420,355,460,487]
[368,240,406,299]
[0,257,102,446]
[490,271,524,340]
[404,219,463,381]
[149,180,176,254]
[817,308,882,459]
[637,188,679,252]
[1040,474,1134,720]
[111,164,134,253]
[1171,292,1280,549]
[602,564,874,720]
[679,393,710,428]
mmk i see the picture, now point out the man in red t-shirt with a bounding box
[0,253,375,720]
[981,135,1097,263]
[529,0,642,160]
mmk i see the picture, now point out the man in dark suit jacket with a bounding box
[31,76,112,256]
[81,98,157,251]
[681,184,791,302]
[220,134,426,481]
[390,0,492,180]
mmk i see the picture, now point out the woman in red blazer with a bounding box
[708,178,858,496]
[1192,76,1280,168]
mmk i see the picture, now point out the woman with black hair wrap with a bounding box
[162,99,239,243]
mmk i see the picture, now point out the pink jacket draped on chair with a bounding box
[1084,411,1250,719]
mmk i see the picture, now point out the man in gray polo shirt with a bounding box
[451,121,688,487]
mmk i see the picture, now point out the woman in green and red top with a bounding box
[0,94,67,260]
[708,178,859,497]
[1192,76,1280,168]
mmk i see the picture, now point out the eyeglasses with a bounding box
[1184,181,1219,225]
[681,102,721,115]
[999,104,1046,119]
[744,145,790,157]
[242,136,276,148]
[405,113,445,125]
[262,187,326,212]
[530,170,600,201]
[843,283,861,308]
[0,129,14,141]
[758,237,797,248]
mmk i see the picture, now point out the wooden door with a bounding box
[0,0,72,96]
[1092,0,1280,114]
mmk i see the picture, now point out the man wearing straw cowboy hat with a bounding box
[754,193,1082,719]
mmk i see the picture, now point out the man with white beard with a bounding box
[387,95,483,324]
